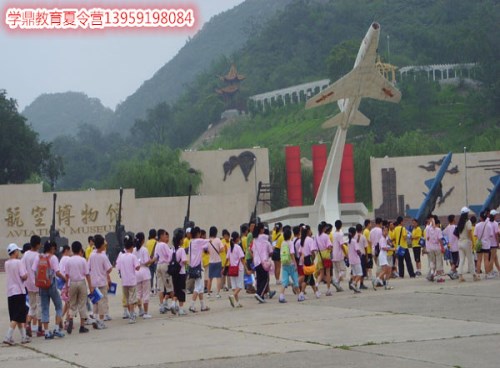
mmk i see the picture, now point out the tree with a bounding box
[130,102,172,146]
[0,90,62,184]
[106,145,202,198]
[326,39,359,82]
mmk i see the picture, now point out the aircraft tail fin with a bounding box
[424,179,435,189]
[490,175,500,186]
[469,205,481,215]
[406,208,418,219]
[322,110,371,129]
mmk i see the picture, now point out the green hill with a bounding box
[22,92,114,141]
[110,0,294,132]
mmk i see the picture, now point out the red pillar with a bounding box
[340,143,355,203]
[312,144,327,198]
[285,146,303,206]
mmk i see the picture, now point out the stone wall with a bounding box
[0,148,270,258]
[370,150,500,220]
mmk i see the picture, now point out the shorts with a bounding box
[193,271,205,294]
[69,280,88,319]
[271,247,281,262]
[172,273,186,303]
[332,260,345,278]
[28,291,41,318]
[208,262,222,279]
[123,286,137,306]
[229,273,244,290]
[246,259,253,271]
[479,248,491,254]
[428,250,444,272]
[366,254,374,269]
[316,249,332,270]
[387,255,394,267]
[40,282,63,323]
[379,252,388,267]
[413,247,421,263]
[136,279,150,304]
[8,294,28,323]
[297,265,304,277]
[351,263,363,276]
[97,286,109,316]
[157,263,173,293]
[281,264,299,288]
[450,251,459,267]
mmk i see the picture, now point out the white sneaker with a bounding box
[228,295,236,308]
[254,293,265,303]
[142,313,152,319]
[122,310,130,319]
[138,308,145,317]
[315,291,321,299]
[178,309,187,316]
[85,317,96,325]
[104,314,112,321]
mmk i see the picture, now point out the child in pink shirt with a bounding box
[226,232,246,308]
[116,235,140,323]
[65,241,93,334]
[4,243,30,345]
[21,235,42,337]
[58,245,71,328]
[188,227,210,313]
[133,232,153,319]
[88,234,112,329]
[331,220,346,292]
[347,227,362,293]
[298,225,320,301]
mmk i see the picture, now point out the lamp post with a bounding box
[464,146,469,207]
[253,156,257,193]
[183,168,197,230]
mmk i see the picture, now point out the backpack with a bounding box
[35,254,53,289]
[280,241,292,265]
[167,250,181,276]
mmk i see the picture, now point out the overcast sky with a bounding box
[1,0,246,110]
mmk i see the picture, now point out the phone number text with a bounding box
[5,8,196,30]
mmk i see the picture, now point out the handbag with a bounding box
[187,242,202,279]
[316,237,332,269]
[228,262,240,277]
[303,264,316,275]
[261,259,272,272]
[396,226,405,257]
[255,238,272,271]
[396,246,406,258]
[475,222,487,253]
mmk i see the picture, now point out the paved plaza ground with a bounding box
[1,270,499,368]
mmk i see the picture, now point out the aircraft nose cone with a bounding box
[372,22,380,30]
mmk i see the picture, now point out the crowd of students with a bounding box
[3,207,499,345]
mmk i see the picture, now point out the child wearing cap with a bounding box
[4,243,30,345]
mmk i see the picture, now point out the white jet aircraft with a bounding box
[306,22,401,129]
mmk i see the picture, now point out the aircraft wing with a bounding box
[305,71,359,109]
[363,70,402,103]
[306,69,401,109]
